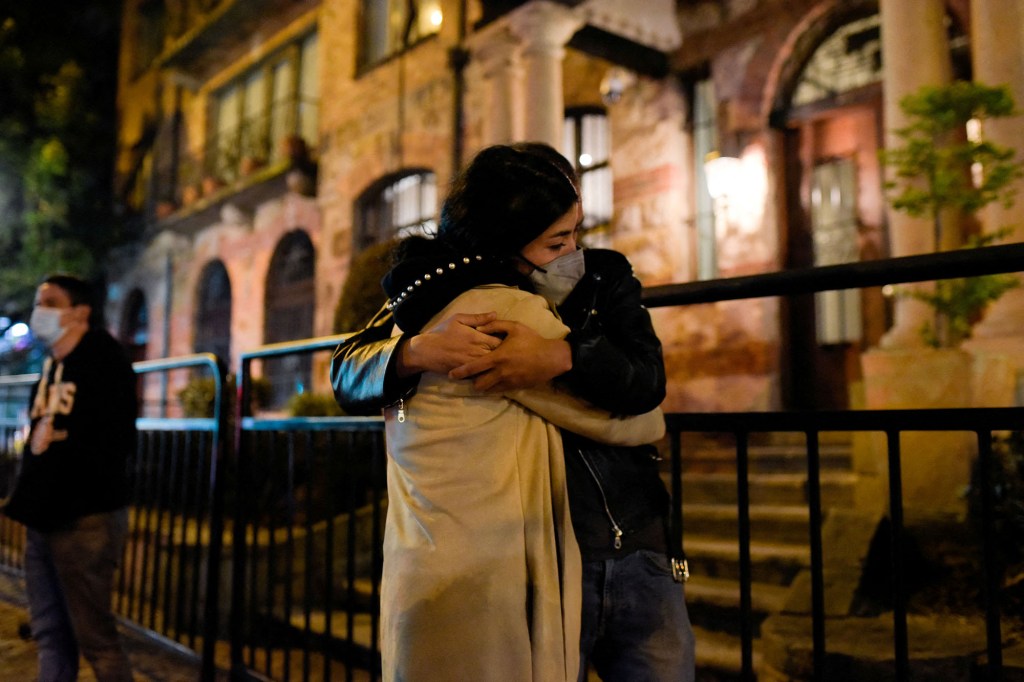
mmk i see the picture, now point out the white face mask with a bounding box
[29,306,67,346]
[527,248,586,306]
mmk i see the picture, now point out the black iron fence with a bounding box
[228,337,387,682]
[0,354,229,677]
[0,243,1021,681]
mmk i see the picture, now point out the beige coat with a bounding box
[382,285,665,682]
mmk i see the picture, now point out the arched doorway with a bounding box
[120,288,149,364]
[776,9,891,409]
[776,7,970,409]
[194,260,232,365]
[263,229,315,409]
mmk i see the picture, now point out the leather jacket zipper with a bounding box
[397,398,406,423]
[576,273,602,332]
[578,449,623,549]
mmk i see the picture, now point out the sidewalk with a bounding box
[0,570,214,681]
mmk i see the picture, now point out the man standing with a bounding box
[4,274,135,682]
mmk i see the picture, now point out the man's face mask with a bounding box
[527,248,586,306]
[29,306,66,346]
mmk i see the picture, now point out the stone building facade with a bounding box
[108,0,1024,417]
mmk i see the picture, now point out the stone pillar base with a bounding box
[859,348,977,520]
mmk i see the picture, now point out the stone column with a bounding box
[508,1,583,151]
[860,0,964,520]
[878,0,952,348]
[471,28,524,146]
[965,0,1024,349]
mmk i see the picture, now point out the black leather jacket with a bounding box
[330,248,670,560]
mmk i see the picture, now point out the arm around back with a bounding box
[330,306,415,415]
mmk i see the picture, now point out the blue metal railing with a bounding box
[230,335,388,682]
[0,355,227,679]
[0,243,1020,680]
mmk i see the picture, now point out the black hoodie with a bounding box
[4,329,136,531]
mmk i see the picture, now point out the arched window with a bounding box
[120,288,149,364]
[263,230,315,408]
[791,14,883,108]
[355,170,437,251]
[564,107,613,230]
[194,260,232,364]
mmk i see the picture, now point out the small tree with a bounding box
[881,81,1023,347]
[333,239,398,333]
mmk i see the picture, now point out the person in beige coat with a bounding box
[376,145,664,682]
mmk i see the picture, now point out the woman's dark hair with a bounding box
[509,141,580,191]
[436,144,579,257]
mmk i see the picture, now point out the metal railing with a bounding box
[641,242,1024,681]
[0,355,228,678]
[229,336,387,682]
[126,354,229,680]
[0,243,1021,680]
[0,374,35,573]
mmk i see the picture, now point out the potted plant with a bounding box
[177,153,202,206]
[239,123,267,177]
[880,81,1023,347]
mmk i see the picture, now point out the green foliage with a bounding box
[905,231,1020,348]
[881,81,1024,347]
[178,375,220,419]
[881,82,1022,218]
[333,239,398,333]
[177,374,271,418]
[968,431,1024,570]
[287,392,344,417]
[0,4,121,318]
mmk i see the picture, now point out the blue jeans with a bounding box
[25,509,133,682]
[579,550,696,682]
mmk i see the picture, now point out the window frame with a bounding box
[354,169,438,252]
[205,32,317,182]
[356,0,443,73]
[563,106,613,232]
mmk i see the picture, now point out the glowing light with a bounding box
[8,322,29,338]
[703,152,742,200]
[579,153,593,167]
[429,8,443,28]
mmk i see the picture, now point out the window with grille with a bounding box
[563,108,612,231]
[811,158,862,345]
[359,0,443,70]
[355,170,437,251]
[207,32,318,183]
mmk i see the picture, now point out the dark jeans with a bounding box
[25,509,133,682]
[579,549,696,682]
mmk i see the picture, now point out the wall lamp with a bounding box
[704,151,743,201]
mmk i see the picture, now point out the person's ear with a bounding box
[69,303,91,326]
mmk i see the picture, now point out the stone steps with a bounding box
[680,442,853,475]
[671,470,858,507]
[683,503,812,545]
[684,535,810,586]
[675,434,855,678]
